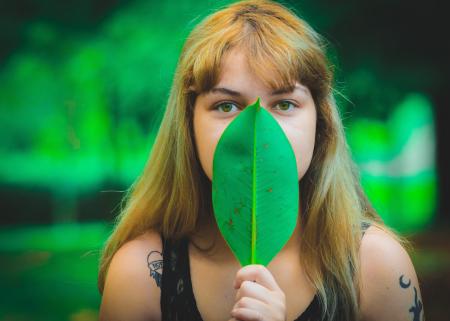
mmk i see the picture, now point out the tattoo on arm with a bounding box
[399,274,423,321]
[147,251,163,288]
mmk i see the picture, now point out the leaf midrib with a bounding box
[251,100,259,264]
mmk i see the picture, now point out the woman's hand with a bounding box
[230,264,287,321]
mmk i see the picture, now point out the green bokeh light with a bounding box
[347,93,437,232]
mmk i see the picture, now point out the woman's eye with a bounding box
[274,100,296,112]
[214,102,239,113]
[213,100,296,114]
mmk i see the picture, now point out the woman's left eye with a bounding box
[273,101,297,112]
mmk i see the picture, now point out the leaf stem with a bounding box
[251,99,260,264]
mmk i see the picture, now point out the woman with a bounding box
[98,1,424,320]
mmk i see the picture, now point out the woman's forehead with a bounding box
[192,51,300,94]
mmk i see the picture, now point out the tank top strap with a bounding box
[294,295,321,321]
[160,235,203,320]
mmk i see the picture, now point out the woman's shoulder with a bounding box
[99,229,163,321]
[359,225,424,321]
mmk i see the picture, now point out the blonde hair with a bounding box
[98,1,400,319]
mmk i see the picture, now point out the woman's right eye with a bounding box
[213,102,239,113]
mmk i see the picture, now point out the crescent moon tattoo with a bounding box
[399,274,411,288]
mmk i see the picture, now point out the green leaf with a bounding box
[212,98,299,266]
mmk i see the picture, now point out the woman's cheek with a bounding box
[284,127,315,181]
[297,132,316,181]
[197,134,214,181]
[196,122,227,181]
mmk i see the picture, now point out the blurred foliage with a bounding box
[0,0,228,222]
[347,93,436,231]
[0,222,109,321]
[0,0,438,229]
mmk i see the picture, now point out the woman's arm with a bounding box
[99,231,163,321]
[360,226,424,321]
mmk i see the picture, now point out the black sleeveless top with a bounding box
[160,222,371,320]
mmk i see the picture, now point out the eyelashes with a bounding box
[213,101,238,113]
[212,100,299,114]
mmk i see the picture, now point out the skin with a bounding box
[99,47,425,321]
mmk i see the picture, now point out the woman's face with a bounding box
[193,48,317,182]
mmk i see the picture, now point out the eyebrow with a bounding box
[209,84,304,96]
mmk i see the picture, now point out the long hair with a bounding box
[98,1,398,319]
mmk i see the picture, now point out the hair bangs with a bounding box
[187,22,244,93]
[239,28,306,93]
[187,8,327,100]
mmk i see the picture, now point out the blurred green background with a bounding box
[1,0,449,320]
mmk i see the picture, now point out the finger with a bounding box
[235,280,272,304]
[232,297,267,320]
[234,264,280,292]
[231,307,264,321]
